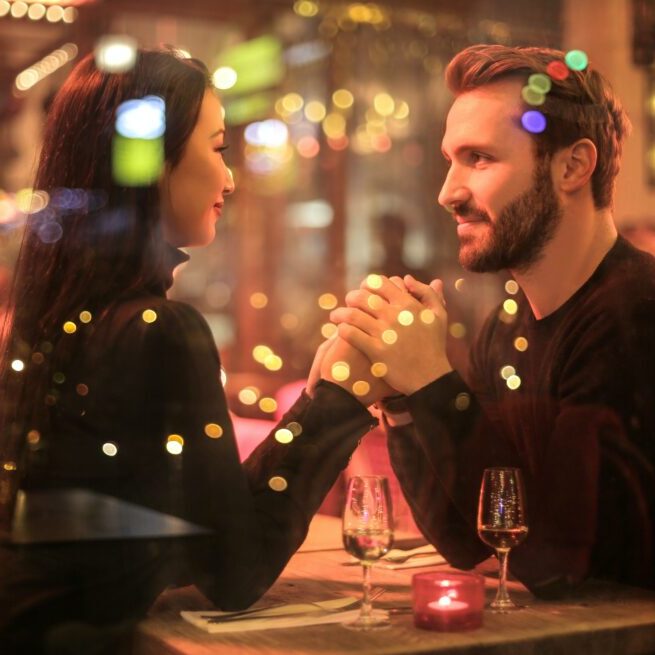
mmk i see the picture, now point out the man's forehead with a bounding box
[442,80,525,151]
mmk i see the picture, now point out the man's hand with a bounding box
[330,274,453,396]
[319,335,395,406]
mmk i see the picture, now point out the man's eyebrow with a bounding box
[443,143,496,159]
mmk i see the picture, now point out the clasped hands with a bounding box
[308,274,453,406]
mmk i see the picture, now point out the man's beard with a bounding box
[454,160,562,273]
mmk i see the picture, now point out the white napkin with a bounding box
[377,553,447,570]
[181,597,363,633]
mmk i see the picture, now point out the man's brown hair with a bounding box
[445,44,631,209]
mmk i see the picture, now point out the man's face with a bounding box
[438,79,562,273]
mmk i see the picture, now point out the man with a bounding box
[321,44,655,596]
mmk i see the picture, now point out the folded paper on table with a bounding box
[181,597,361,633]
[181,608,363,633]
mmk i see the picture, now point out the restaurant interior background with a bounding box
[1,0,654,433]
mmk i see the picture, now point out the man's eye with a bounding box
[471,152,490,164]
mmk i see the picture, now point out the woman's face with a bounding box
[160,90,234,248]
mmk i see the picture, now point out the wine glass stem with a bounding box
[360,562,373,620]
[495,548,511,605]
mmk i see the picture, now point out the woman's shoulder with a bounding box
[95,294,216,354]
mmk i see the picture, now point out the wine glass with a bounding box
[342,475,394,630]
[477,467,528,612]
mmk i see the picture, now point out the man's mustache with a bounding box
[451,203,490,221]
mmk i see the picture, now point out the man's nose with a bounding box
[438,166,469,209]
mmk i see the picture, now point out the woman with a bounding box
[0,49,376,654]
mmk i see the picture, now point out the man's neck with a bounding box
[512,207,618,320]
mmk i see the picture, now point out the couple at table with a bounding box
[1,42,653,654]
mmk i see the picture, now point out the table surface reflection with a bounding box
[135,515,655,655]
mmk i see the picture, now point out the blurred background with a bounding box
[1,0,654,425]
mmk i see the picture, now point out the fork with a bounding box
[203,587,385,623]
[382,545,438,563]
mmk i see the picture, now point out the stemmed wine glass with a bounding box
[342,475,394,630]
[477,467,528,612]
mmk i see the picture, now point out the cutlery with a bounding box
[202,587,385,624]
[342,544,436,566]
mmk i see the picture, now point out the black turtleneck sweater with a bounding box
[388,237,655,596]
[1,247,375,646]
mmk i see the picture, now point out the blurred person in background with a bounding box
[0,49,384,654]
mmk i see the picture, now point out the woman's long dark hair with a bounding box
[0,49,211,528]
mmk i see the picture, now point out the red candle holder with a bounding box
[412,571,485,632]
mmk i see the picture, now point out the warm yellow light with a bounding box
[264,354,283,371]
[420,309,435,325]
[166,440,183,455]
[250,292,268,309]
[514,337,529,352]
[503,299,518,315]
[318,293,338,310]
[322,113,346,138]
[506,375,521,390]
[370,362,387,378]
[366,273,383,289]
[259,397,277,413]
[352,380,370,396]
[500,365,516,380]
[27,3,46,20]
[238,387,260,405]
[449,322,467,338]
[382,329,397,345]
[142,309,157,323]
[282,92,304,113]
[454,392,470,411]
[205,423,224,439]
[373,92,395,116]
[505,280,519,295]
[275,428,294,444]
[321,322,338,339]
[397,310,414,326]
[304,100,326,123]
[79,310,92,324]
[331,361,350,382]
[332,88,354,109]
[11,1,28,18]
[268,476,288,491]
[293,0,319,17]
[393,100,410,120]
[63,321,77,334]
[367,294,384,310]
[253,344,273,363]
[102,442,118,457]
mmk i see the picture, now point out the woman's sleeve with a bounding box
[142,301,376,609]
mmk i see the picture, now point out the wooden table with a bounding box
[135,515,655,655]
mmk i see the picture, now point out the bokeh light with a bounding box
[94,36,138,73]
[212,66,238,90]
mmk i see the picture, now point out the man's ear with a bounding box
[552,138,597,195]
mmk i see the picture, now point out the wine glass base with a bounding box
[342,609,390,631]
[488,600,524,613]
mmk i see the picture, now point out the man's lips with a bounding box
[455,214,486,225]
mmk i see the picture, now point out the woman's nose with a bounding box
[223,165,235,195]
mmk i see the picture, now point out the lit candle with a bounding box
[412,572,484,632]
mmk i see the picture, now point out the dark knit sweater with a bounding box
[389,237,655,596]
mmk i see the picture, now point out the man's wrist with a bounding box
[377,394,413,427]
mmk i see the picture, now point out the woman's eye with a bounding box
[214,145,230,154]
